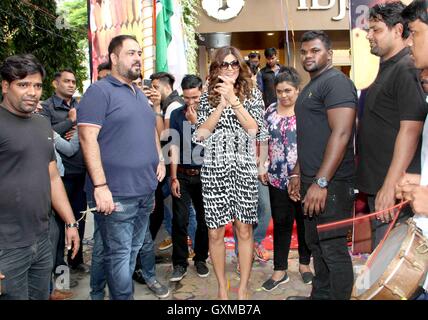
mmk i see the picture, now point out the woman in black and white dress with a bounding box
[194,46,268,299]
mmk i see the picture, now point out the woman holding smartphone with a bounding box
[194,46,268,300]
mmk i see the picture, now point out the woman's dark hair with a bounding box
[0,54,46,83]
[274,67,301,89]
[208,46,253,107]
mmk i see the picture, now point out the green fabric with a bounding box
[156,0,173,72]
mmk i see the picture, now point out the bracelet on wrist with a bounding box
[94,182,108,188]
[288,174,300,179]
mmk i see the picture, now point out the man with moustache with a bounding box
[357,2,426,248]
[287,30,358,300]
[396,0,428,300]
[0,54,79,300]
[77,35,169,299]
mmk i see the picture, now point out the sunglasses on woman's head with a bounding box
[219,60,240,70]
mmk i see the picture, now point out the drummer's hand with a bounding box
[395,173,421,200]
[303,183,327,217]
[401,185,428,217]
[375,183,396,223]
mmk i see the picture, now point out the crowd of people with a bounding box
[1,0,428,301]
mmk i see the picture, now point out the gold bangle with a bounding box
[231,102,241,109]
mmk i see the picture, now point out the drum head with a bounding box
[354,223,408,297]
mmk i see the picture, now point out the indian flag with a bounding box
[156,0,188,89]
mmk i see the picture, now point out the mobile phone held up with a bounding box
[143,79,152,88]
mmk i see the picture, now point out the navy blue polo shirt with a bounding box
[169,105,204,168]
[77,75,158,197]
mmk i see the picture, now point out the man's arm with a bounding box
[376,120,424,222]
[169,143,180,198]
[49,161,80,258]
[303,107,356,216]
[78,125,115,214]
[155,128,166,182]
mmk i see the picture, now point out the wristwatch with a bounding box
[65,222,79,229]
[313,177,329,188]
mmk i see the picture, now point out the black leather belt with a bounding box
[177,166,200,176]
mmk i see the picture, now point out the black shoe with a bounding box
[195,261,209,278]
[70,263,90,274]
[300,271,314,285]
[286,295,310,300]
[261,272,289,292]
[133,269,146,285]
[170,265,187,282]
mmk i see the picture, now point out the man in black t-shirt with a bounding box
[0,54,79,300]
[357,3,426,248]
[287,31,358,300]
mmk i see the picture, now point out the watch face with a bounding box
[318,178,328,188]
[201,0,245,22]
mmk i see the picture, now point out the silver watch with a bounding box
[313,177,329,188]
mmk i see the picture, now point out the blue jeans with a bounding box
[94,193,155,300]
[0,232,53,300]
[89,218,107,300]
[234,180,272,255]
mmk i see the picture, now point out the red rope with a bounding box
[317,201,410,231]
[366,205,402,268]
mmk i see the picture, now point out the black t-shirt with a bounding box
[356,48,427,195]
[295,67,358,183]
[0,107,55,249]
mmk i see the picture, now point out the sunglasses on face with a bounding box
[219,60,240,70]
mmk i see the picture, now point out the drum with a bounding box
[352,219,428,300]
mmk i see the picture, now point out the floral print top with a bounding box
[264,103,298,190]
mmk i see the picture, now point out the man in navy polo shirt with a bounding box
[77,35,168,300]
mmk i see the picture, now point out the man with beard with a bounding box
[77,35,169,300]
[287,30,358,300]
[357,2,426,249]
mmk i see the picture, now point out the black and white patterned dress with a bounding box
[193,88,268,229]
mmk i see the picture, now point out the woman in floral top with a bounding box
[258,69,313,292]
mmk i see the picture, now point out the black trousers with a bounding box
[268,185,311,270]
[172,172,208,267]
[301,180,355,300]
[149,178,168,240]
[58,173,87,268]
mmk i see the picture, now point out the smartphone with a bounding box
[143,79,152,88]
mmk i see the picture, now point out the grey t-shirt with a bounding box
[0,108,55,249]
